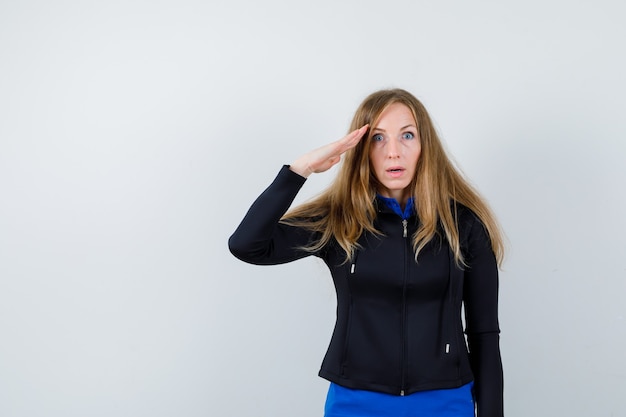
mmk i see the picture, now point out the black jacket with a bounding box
[229,166,503,417]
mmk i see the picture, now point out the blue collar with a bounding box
[377,195,415,220]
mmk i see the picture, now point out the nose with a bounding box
[387,138,400,158]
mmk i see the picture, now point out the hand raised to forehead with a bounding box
[289,125,368,178]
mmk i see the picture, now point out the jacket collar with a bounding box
[375,195,415,220]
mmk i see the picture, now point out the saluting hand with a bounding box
[289,125,369,178]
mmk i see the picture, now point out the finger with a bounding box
[338,124,369,152]
[347,124,369,141]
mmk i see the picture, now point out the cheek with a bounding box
[369,150,383,172]
[414,143,422,161]
[404,144,421,164]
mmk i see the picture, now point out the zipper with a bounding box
[350,249,359,275]
[400,217,409,395]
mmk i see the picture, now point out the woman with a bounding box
[229,88,504,417]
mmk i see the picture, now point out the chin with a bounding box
[383,182,411,192]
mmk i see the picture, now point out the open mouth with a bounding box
[386,167,405,177]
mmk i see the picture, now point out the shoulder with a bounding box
[453,202,491,250]
[452,202,479,232]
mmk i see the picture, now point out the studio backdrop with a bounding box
[1,1,625,416]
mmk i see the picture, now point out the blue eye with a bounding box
[372,134,384,142]
[402,132,415,140]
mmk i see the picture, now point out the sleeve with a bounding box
[462,214,504,417]
[228,165,320,265]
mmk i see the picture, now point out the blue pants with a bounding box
[324,382,475,417]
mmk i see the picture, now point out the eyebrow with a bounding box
[372,124,417,132]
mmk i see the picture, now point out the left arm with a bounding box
[463,214,504,417]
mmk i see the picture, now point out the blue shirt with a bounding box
[324,382,475,417]
[377,195,414,219]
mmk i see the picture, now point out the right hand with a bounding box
[289,125,369,178]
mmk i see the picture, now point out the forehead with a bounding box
[373,103,416,128]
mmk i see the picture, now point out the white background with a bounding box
[1,1,625,416]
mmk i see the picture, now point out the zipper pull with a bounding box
[402,219,408,238]
[350,263,356,274]
[400,389,405,396]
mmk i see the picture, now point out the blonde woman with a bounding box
[229,89,504,417]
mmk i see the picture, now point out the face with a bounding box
[369,102,421,204]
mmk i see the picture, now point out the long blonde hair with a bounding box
[282,89,504,267]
